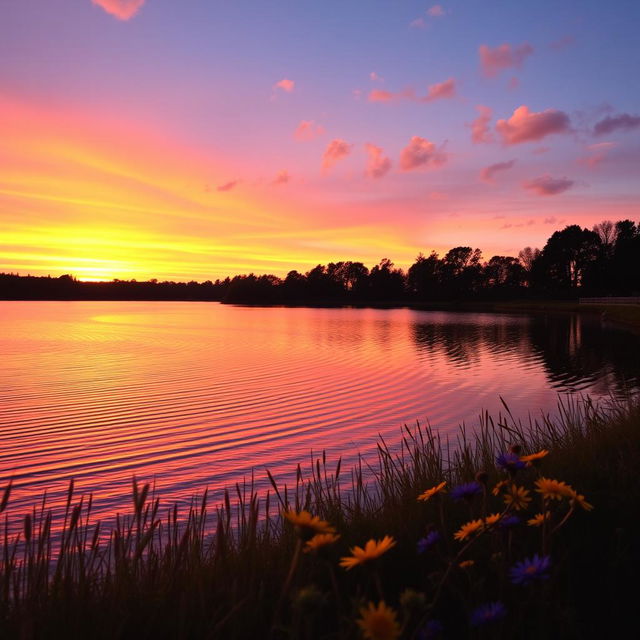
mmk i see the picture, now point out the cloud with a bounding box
[217,180,238,192]
[522,175,574,196]
[274,78,295,93]
[364,144,392,179]
[272,170,290,185]
[549,35,575,51]
[496,105,571,144]
[370,71,384,82]
[470,105,493,143]
[593,113,640,135]
[479,42,534,77]
[399,136,447,171]
[579,141,616,168]
[322,139,353,169]
[507,76,520,90]
[368,78,455,103]
[294,120,325,141]
[544,216,558,224]
[480,159,516,183]
[92,0,145,20]
[427,5,445,17]
[423,78,456,102]
[410,17,426,29]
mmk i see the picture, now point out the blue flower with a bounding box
[450,481,483,501]
[499,515,520,529]
[496,452,526,473]
[418,619,444,639]
[509,554,552,585]
[470,601,507,626]
[417,531,441,554]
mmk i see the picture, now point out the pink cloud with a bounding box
[294,120,325,141]
[368,79,455,104]
[593,113,640,135]
[92,0,145,20]
[272,170,290,186]
[496,105,571,144]
[549,35,575,51]
[480,159,516,183]
[579,141,616,168]
[370,72,384,82]
[507,76,520,90]
[364,143,392,179]
[217,180,238,192]
[423,78,456,102]
[322,139,353,169]
[274,78,295,93]
[470,105,493,143]
[523,175,574,196]
[479,42,534,77]
[544,216,558,224]
[410,17,426,29]
[427,5,445,17]
[399,136,447,171]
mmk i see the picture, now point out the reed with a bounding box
[0,394,638,638]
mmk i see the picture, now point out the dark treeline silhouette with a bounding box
[2,220,639,304]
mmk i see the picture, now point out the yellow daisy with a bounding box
[417,481,447,502]
[568,490,594,511]
[304,533,341,553]
[453,518,485,542]
[357,601,401,640]
[503,484,532,511]
[534,478,574,501]
[520,449,549,465]
[459,560,475,569]
[282,509,336,539]
[491,479,508,496]
[339,536,396,570]
[527,511,551,527]
[484,513,502,527]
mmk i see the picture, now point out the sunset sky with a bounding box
[1,0,639,281]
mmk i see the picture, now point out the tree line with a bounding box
[1,220,639,304]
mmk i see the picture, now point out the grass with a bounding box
[0,395,639,639]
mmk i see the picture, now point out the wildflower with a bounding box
[282,509,336,540]
[527,512,551,527]
[399,588,427,612]
[454,518,485,542]
[459,559,475,569]
[470,602,507,626]
[499,515,520,529]
[509,554,552,586]
[417,530,441,554]
[357,601,401,640]
[520,449,549,465]
[339,536,396,570]
[450,481,483,502]
[491,479,508,496]
[417,481,447,502]
[503,484,531,511]
[417,619,444,639]
[534,478,574,501]
[568,490,594,511]
[484,513,502,527]
[304,533,341,553]
[496,452,525,473]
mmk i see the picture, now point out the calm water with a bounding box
[1,301,638,521]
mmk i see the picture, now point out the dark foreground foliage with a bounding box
[0,396,638,639]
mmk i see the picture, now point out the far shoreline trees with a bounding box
[1,220,639,304]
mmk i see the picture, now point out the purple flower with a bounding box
[499,515,520,529]
[496,452,526,473]
[450,481,483,501]
[418,619,444,639]
[417,531,441,554]
[470,601,507,626]
[509,554,552,586]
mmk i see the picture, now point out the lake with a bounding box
[1,301,638,522]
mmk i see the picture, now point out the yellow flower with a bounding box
[527,511,551,527]
[459,560,475,569]
[491,479,508,496]
[503,484,531,511]
[339,536,396,570]
[453,519,485,542]
[304,533,341,553]
[357,601,401,640]
[568,490,594,511]
[484,513,502,527]
[520,449,549,465]
[417,481,447,502]
[534,478,574,501]
[282,509,336,539]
